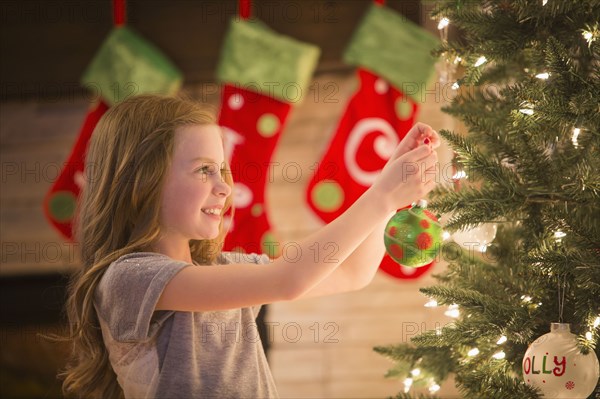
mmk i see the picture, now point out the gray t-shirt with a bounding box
[93,251,279,399]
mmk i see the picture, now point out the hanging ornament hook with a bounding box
[557,272,567,323]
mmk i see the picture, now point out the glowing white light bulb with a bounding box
[572,127,581,148]
[451,81,460,90]
[443,231,452,240]
[554,230,567,240]
[497,335,507,345]
[493,351,506,359]
[468,348,480,357]
[425,299,438,308]
[411,368,421,377]
[593,316,600,328]
[583,31,593,43]
[474,56,487,67]
[519,101,535,115]
[521,295,532,303]
[452,170,467,179]
[404,378,413,393]
[586,331,593,341]
[535,72,550,79]
[429,383,441,393]
[438,17,450,30]
[445,304,460,318]
[542,0,548,5]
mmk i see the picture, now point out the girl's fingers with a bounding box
[389,136,413,160]
[393,124,432,154]
[429,131,441,149]
[409,122,439,146]
[408,143,434,161]
[409,122,433,139]
[419,128,440,149]
[388,123,440,163]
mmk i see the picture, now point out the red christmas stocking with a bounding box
[216,15,319,257]
[43,101,109,240]
[219,86,291,256]
[307,67,417,221]
[43,8,182,240]
[306,3,439,280]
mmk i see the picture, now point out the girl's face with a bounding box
[159,124,231,242]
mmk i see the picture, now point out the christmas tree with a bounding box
[374,0,600,398]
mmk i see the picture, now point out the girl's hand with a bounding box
[390,122,441,161]
[367,124,439,212]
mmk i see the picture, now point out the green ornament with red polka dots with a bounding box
[384,200,443,268]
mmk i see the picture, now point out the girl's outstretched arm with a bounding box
[155,128,437,312]
[294,123,441,300]
[292,214,392,300]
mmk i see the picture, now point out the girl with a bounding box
[57,94,439,398]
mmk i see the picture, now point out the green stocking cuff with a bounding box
[344,4,439,102]
[81,26,183,106]
[216,19,320,103]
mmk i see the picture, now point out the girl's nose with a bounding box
[214,176,232,198]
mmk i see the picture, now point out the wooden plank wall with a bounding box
[1,99,90,275]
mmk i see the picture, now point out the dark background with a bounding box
[1,0,423,101]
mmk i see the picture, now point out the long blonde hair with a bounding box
[51,94,234,398]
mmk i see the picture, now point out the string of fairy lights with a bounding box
[398,5,599,395]
[410,305,599,394]
[437,3,598,157]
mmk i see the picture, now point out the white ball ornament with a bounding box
[438,212,497,252]
[522,323,599,398]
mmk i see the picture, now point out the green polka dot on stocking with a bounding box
[251,203,263,217]
[49,191,77,222]
[257,114,280,137]
[395,98,413,121]
[311,180,344,212]
[261,231,278,258]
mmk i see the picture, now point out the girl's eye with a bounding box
[197,165,217,175]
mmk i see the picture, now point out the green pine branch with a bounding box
[376,0,600,397]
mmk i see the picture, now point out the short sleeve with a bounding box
[94,253,190,343]
[251,252,271,266]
